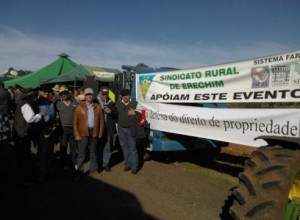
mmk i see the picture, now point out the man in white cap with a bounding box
[73,87,105,180]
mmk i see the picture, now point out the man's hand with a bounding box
[128,108,136,116]
[39,110,47,117]
[104,106,111,114]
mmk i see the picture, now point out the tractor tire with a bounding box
[230,146,300,220]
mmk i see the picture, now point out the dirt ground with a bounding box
[0,140,253,220]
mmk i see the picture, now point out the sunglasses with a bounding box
[85,93,93,96]
[101,93,108,96]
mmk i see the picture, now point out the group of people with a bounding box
[0,83,12,141]
[0,82,147,185]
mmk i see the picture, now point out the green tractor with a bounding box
[230,137,300,219]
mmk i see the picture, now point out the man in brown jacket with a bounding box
[73,88,104,179]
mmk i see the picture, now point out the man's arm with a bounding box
[21,103,44,123]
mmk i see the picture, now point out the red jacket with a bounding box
[73,101,104,139]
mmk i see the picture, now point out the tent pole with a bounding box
[74,79,76,99]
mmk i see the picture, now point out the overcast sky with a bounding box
[0,0,299,73]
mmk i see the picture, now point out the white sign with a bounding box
[93,71,115,79]
[136,51,300,103]
[140,102,300,147]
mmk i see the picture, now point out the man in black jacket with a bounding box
[32,85,56,182]
[13,89,46,186]
[97,86,117,172]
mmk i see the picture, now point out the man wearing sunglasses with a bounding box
[97,86,117,172]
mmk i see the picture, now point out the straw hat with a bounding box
[52,84,60,92]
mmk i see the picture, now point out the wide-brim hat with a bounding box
[52,84,60,92]
[21,88,36,99]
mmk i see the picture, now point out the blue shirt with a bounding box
[39,103,55,122]
[87,103,94,128]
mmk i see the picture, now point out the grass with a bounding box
[175,161,239,185]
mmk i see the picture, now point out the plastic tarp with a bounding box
[4,53,78,88]
[41,64,120,84]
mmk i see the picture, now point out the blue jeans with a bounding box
[118,127,138,171]
[60,126,77,167]
[77,129,98,174]
[36,129,55,179]
[102,133,112,167]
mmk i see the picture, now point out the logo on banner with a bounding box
[270,65,290,87]
[139,75,155,99]
[292,63,300,86]
[251,66,270,88]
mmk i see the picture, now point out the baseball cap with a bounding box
[76,94,85,101]
[100,86,108,94]
[84,88,94,95]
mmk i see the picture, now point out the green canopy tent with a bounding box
[41,64,120,102]
[41,64,120,85]
[4,53,78,88]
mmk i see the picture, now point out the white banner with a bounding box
[140,102,300,147]
[136,51,300,103]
